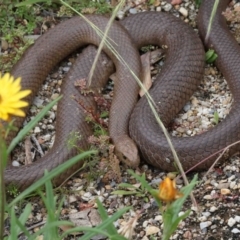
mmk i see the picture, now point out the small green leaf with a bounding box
[205,49,218,63]
[118,183,138,189]
[213,111,219,124]
[111,190,137,196]
[100,111,109,118]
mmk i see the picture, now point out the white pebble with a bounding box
[228,217,236,227]
[203,195,213,200]
[232,228,240,233]
[235,216,240,222]
[228,175,235,181]
[179,7,188,17]
[33,97,44,107]
[12,161,20,167]
[230,181,237,189]
[183,103,191,111]
[42,134,51,141]
[163,3,172,11]
[200,221,212,229]
[129,8,137,14]
[198,216,207,222]
[209,206,217,212]
[154,215,163,222]
[202,212,211,217]
[34,126,41,133]
[117,10,124,19]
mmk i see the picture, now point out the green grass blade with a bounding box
[205,0,219,41]
[77,207,131,240]
[28,221,73,240]
[15,0,49,6]
[0,136,7,239]
[96,198,118,236]
[8,150,97,207]
[127,169,152,192]
[15,203,32,236]
[7,96,62,154]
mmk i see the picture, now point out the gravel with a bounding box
[4,0,240,239]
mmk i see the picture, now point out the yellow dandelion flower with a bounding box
[0,73,31,121]
[158,177,183,203]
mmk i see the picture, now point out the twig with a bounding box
[185,140,240,175]
[31,135,44,157]
[203,140,240,181]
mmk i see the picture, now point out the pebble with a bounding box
[232,228,240,233]
[117,10,125,19]
[230,181,237,189]
[202,212,211,217]
[33,97,44,107]
[129,8,138,14]
[162,3,172,11]
[179,7,188,17]
[42,134,51,141]
[34,126,41,133]
[145,226,160,236]
[200,221,212,230]
[62,66,70,72]
[51,93,59,100]
[203,195,213,200]
[228,217,236,227]
[220,188,231,195]
[235,216,240,222]
[12,161,20,167]
[209,206,217,212]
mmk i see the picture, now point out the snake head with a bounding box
[114,135,140,168]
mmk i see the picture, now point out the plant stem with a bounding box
[0,137,6,239]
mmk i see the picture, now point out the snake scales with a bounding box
[3,0,240,190]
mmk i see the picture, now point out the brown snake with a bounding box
[3,0,239,190]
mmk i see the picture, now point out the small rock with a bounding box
[42,134,51,141]
[145,226,160,236]
[117,10,125,19]
[62,66,70,72]
[12,161,20,167]
[183,102,191,111]
[234,216,240,222]
[154,215,163,222]
[34,126,41,133]
[202,212,211,217]
[232,228,240,234]
[217,182,230,189]
[209,206,217,212]
[68,195,77,203]
[203,195,212,200]
[228,217,236,227]
[200,221,212,230]
[220,188,231,195]
[33,97,44,107]
[129,8,138,14]
[230,181,237,189]
[179,7,188,17]
[51,93,59,100]
[163,3,172,11]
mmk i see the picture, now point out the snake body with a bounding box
[3,0,239,190]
